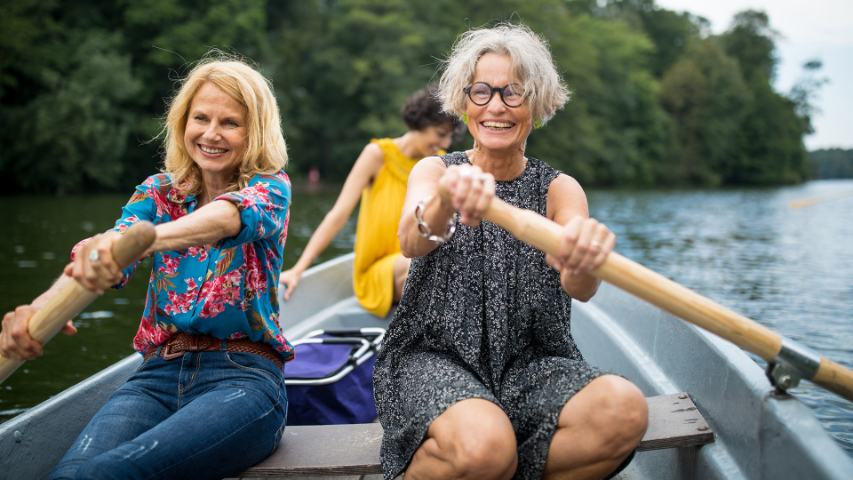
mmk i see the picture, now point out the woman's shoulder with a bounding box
[126,173,190,209]
[369,138,398,160]
[247,170,291,192]
[215,171,291,210]
[441,150,469,166]
[525,155,552,171]
[136,172,177,198]
[363,140,387,158]
[525,156,564,186]
[370,137,394,148]
[139,172,173,188]
[542,162,586,209]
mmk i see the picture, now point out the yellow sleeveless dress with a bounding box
[353,138,417,317]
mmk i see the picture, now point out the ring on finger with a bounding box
[88,250,100,263]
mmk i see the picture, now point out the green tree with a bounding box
[719,10,810,184]
[789,59,828,136]
[0,0,820,192]
[269,0,433,178]
[0,0,272,193]
[660,39,749,185]
[9,32,142,193]
[525,11,666,186]
[0,0,142,193]
[730,78,810,184]
[720,10,778,83]
[603,0,706,77]
[810,148,853,179]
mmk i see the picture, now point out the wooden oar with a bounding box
[484,197,853,402]
[0,222,156,383]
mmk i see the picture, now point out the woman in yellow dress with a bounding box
[280,86,460,316]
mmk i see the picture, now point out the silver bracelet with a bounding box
[414,195,458,244]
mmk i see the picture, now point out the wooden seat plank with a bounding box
[241,423,383,477]
[638,393,714,451]
[238,392,713,478]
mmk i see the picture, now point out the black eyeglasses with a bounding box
[463,82,526,107]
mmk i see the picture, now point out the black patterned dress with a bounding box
[373,152,602,479]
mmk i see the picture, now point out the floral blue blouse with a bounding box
[73,171,294,360]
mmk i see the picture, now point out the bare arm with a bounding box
[280,143,384,299]
[66,198,242,294]
[148,199,241,254]
[545,174,615,301]
[399,158,497,258]
[398,157,456,257]
[2,189,257,360]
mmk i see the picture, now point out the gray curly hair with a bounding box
[437,23,570,126]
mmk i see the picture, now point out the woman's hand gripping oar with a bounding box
[0,222,156,383]
[482,196,853,403]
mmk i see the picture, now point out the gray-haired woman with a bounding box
[373,24,648,480]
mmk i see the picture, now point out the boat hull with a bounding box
[573,284,852,479]
[2,253,850,478]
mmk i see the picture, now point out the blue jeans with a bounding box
[50,350,287,480]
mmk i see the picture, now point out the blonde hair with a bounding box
[163,57,287,195]
[438,23,569,126]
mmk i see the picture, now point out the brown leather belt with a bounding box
[143,332,283,370]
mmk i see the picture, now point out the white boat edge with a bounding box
[1,252,851,479]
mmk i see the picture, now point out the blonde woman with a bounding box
[1,58,291,479]
[373,25,648,480]
[280,85,459,317]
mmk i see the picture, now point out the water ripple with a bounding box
[591,180,853,456]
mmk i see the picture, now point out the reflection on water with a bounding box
[1,180,851,455]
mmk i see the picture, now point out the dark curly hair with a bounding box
[401,85,461,131]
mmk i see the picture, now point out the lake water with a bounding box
[1,180,851,456]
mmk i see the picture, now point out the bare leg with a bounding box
[392,255,411,301]
[406,398,518,480]
[543,375,648,480]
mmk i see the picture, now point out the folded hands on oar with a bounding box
[544,215,615,282]
[437,163,497,227]
[434,163,615,296]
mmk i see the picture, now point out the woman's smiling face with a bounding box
[184,82,248,181]
[465,52,532,154]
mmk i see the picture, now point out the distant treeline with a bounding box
[0,0,825,194]
[810,149,853,179]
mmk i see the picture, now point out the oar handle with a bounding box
[0,222,156,383]
[484,197,853,402]
[814,358,853,401]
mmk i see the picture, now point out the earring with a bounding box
[462,113,468,125]
[533,119,542,129]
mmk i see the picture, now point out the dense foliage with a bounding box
[810,149,853,179]
[0,0,826,193]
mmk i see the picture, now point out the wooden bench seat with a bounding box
[238,393,713,478]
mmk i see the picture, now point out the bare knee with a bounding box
[587,376,648,457]
[421,401,518,479]
[445,427,517,479]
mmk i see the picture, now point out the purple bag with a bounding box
[284,328,385,425]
